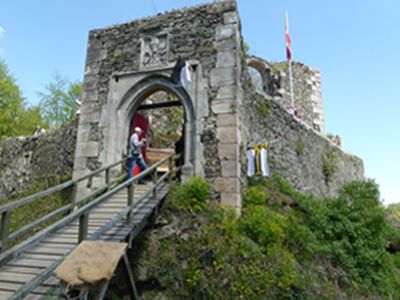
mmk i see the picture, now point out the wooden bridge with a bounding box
[0,154,180,299]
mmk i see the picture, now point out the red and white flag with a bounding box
[285,12,291,63]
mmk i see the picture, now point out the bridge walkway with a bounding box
[0,154,179,299]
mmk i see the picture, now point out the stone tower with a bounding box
[276,62,325,133]
[73,0,246,211]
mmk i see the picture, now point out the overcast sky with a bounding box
[0,0,398,204]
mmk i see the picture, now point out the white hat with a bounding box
[134,127,142,133]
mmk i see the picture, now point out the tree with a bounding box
[38,73,82,128]
[0,59,46,138]
[15,106,48,136]
[0,59,24,137]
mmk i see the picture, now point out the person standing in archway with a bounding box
[128,127,147,182]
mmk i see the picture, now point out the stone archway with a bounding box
[104,74,196,179]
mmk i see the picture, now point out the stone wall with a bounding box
[75,0,244,210]
[242,78,364,197]
[0,120,78,201]
[273,61,325,133]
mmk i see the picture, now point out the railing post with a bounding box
[0,211,11,251]
[105,168,111,187]
[69,182,79,214]
[168,156,173,185]
[127,182,135,223]
[152,169,158,199]
[78,213,89,243]
[71,182,78,204]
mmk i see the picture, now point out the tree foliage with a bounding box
[38,73,82,128]
[0,59,46,138]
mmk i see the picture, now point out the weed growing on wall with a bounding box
[322,150,339,182]
[295,138,305,156]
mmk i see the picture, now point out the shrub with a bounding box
[243,186,268,206]
[138,175,400,299]
[166,177,210,212]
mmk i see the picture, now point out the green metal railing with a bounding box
[0,158,128,252]
[4,153,181,299]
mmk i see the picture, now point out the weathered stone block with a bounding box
[217,126,239,143]
[211,100,235,114]
[221,160,240,177]
[76,125,91,143]
[214,177,240,193]
[216,113,237,127]
[82,88,98,101]
[214,39,236,51]
[79,110,101,124]
[216,51,236,68]
[220,192,241,211]
[216,85,236,100]
[72,157,87,171]
[210,67,236,88]
[79,141,99,157]
[224,12,239,25]
[86,49,107,65]
[216,25,235,41]
[218,143,239,160]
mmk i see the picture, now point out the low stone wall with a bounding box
[0,120,78,201]
[243,85,364,198]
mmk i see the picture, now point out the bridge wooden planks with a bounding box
[0,181,169,299]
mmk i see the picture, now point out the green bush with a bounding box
[239,206,287,251]
[166,177,210,212]
[138,176,400,299]
[243,186,269,206]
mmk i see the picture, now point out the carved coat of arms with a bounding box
[140,33,168,68]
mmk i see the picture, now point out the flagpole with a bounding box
[285,12,295,108]
[288,55,295,107]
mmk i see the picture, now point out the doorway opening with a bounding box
[128,89,185,177]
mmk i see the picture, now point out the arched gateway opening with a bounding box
[110,75,196,179]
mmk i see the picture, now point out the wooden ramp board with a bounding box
[0,181,169,299]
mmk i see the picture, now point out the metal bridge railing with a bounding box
[0,158,128,252]
[7,153,181,300]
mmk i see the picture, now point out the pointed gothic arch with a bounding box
[104,74,196,178]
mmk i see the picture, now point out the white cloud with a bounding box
[0,27,5,38]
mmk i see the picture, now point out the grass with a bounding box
[0,177,73,249]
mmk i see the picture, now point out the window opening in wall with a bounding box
[247,66,264,93]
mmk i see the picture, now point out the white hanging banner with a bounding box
[247,144,270,177]
[247,148,256,177]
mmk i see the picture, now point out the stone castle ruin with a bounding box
[72,0,364,211]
